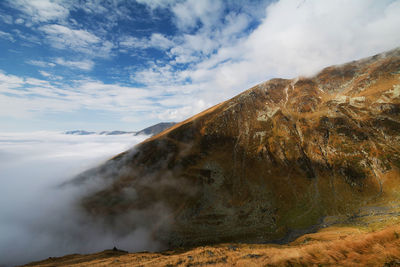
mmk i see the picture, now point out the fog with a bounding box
[0,132,156,266]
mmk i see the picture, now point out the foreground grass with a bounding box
[23,222,400,267]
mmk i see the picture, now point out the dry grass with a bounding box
[24,223,400,267]
[275,225,400,266]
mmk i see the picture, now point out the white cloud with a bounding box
[40,24,98,48]
[54,58,94,71]
[0,30,15,42]
[227,0,400,79]
[171,0,223,31]
[12,29,42,45]
[26,60,56,68]
[135,0,176,10]
[15,18,24,24]
[72,0,133,26]
[0,70,158,120]
[119,36,147,49]
[0,132,150,266]
[38,70,51,77]
[120,33,173,50]
[0,14,13,24]
[0,71,25,85]
[40,24,113,57]
[132,63,185,86]
[156,99,207,121]
[131,0,257,66]
[128,1,255,67]
[38,70,62,80]
[130,0,400,122]
[8,0,69,23]
[149,33,174,49]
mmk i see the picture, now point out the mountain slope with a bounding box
[134,122,177,136]
[77,48,400,249]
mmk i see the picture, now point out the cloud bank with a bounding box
[0,132,153,266]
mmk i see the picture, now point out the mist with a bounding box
[0,132,159,266]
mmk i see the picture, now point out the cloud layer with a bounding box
[0,132,152,266]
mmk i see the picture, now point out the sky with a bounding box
[0,0,400,132]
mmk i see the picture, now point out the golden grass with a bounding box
[24,223,400,267]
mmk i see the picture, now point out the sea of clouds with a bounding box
[0,132,151,266]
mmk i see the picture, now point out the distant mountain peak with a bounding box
[64,122,176,136]
[134,122,177,136]
[64,130,96,135]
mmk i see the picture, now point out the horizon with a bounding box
[0,121,177,133]
[1,0,399,132]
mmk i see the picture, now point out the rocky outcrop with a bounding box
[78,48,400,248]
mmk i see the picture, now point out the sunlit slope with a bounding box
[80,48,400,248]
[24,212,400,266]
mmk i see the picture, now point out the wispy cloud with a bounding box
[38,70,62,80]
[128,0,400,122]
[54,58,94,71]
[14,18,24,24]
[171,0,223,31]
[130,0,257,66]
[0,70,157,120]
[38,70,51,77]
[26,60,56,68]
[0,30,15,42]
[135,0,176,10]
[11,29,42,45]
[131,63,186,86]
[40,24,100,45]
[7,0,69,23]
[120,33,174,50]
[0,13,13,24]
[39,24,113,57]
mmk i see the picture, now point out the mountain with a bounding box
[63,122,176,136]
[64,130,131,135]
[99,130,135,135]
[64,130,96,135]
[134,122,177,136]
[42,48,400,266]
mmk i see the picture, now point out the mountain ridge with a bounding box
[27,48,400,267]
[64,122,176,136]
[78,47,400,249]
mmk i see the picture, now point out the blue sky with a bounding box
[0,0,399,132]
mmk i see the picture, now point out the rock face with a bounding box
[79,48,400,248]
